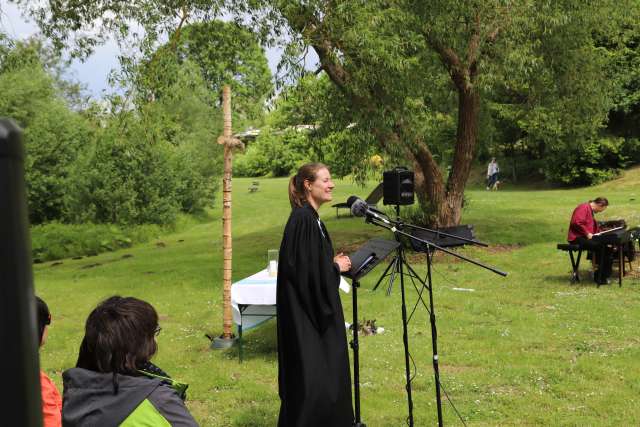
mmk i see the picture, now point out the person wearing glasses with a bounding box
[62,296,197,426]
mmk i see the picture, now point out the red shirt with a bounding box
[40,370,62,427]
[567,202,599,242]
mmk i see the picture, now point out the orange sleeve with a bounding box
[40,371,62,427]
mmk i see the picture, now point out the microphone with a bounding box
[346,195,360,208]
[348,196,392,225]
[346,195,387,215]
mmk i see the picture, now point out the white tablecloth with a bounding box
[231,269,276,329]
[231,268,350,330]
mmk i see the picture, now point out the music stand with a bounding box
[342,238,400,427]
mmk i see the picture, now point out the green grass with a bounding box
[35,172,640,426]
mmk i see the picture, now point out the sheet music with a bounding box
[593,226,624,236]
[339,276,350,293]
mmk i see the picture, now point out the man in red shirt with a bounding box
[567,197,612,284]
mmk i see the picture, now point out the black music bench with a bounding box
[557,241,633,287]
[557,243,583,283]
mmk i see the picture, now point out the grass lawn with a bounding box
[35,170,640,426]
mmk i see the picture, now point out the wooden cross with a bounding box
[217,85,244,343]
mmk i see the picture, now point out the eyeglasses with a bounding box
[154,326,162,337]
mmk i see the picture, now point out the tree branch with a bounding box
[424,32,468,91]
[466,13,481,73]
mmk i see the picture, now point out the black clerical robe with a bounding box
[276,204,354,427]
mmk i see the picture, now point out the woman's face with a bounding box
[305,167,335,207]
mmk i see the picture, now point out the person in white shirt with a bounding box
[486,158,500,190]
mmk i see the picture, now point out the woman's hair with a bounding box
[288,162,328,208]
[76,296,159,376]
[35,295,51,344]
[591,197,609,207]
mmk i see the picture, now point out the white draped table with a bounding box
[231,268,350,361]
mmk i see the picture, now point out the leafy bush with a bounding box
[134,60,223,213]
[234,127,308,177]
[621,138,640,164]
[1,40,224,227]
[543,136,628,185]
[23,102,91,223]
[30,222,163,262]
[67,116,180,225]
[0,40,90,223]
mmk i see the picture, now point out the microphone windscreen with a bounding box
[346,195,359,207]
[350,199,368,217]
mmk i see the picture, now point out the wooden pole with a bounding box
[213,85,243,348]
[221,85,233,340]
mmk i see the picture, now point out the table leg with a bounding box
[238,323,243,362]
[619,244,623,287]
[569,249,582,282]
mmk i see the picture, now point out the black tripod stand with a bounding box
[372,205,404,295]
[366,214,507,426]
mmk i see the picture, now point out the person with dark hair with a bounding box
[62,296,198,426]
[277,163,354,427]
[568,197,612,284]
[36,295,62,427]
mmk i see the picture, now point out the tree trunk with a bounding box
[411,87,479,227]
[443,87,480,226]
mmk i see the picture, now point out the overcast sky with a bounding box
[1,2,314,99]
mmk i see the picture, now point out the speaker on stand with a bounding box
[383,166,415,210]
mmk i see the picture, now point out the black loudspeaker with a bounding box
[383,167,414,206]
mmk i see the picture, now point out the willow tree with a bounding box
[254,0,622,226]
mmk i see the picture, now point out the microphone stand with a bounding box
[352,275,365,427]
[364,214,506,426]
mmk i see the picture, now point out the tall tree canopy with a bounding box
[137,20,273,121]
[14,0,636,225]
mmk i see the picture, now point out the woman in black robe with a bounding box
[277,163,354,427]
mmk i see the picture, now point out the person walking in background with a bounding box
[36,296,62,427]
[487,157,500,190]
[62,296,198,426]
[276,162,354,427]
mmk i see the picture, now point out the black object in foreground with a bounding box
[0,119,43,427]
